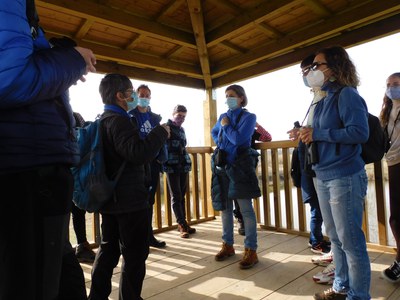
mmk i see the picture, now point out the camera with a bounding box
[306,142,319,165]
[214,148,226,167]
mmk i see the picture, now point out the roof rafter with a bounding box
[37,0,197,49]
[212,0,400,78]
[187,0,212,88]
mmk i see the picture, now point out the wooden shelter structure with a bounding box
[36,0,400,144]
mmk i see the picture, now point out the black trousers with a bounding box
[72,204,88,244]
[148,161,161,236]
[166,172,188,225]
[388,163,400,261]
[89,210,149,300]
[0,165,81,300]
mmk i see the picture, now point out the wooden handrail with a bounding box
[82,141,394,252]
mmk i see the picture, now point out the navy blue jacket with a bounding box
[0,0,86,174]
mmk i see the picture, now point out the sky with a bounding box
[69,32,400,146]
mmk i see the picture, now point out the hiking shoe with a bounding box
[312,251,333,267]
[149,235,166,248]
[311,241,331,254]
[215,242,235,261]
[75,241,96,263]
[178,224,189,238]
[239,248,258,269]
[313,263,335,284]
[186,224,196,234]
[314,288,346,300]
[382,260,400,283]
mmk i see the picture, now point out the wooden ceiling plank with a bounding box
[212,0,400,77]
[75,19,94,39]
[213,14,400,87]
[257,23,284,38]
[187,0,212,88]
[36,0,196,49]
[155,0,185,22]
[44,32,202,78]
[219,41,246,54]
[207,0,303,47]
[163,45,185,59]
[207,0,241,15]
[303,0,332,17]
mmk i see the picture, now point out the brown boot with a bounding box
[215,242,235,261]
[178,224,189,238]
[239,248,258,269]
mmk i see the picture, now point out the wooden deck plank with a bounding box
[80,218,400,299]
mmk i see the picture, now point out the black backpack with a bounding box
[334,88,386,164]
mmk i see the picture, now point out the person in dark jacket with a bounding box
[211,84,260,270]
[0,1,96,299]
[163,105,196,238]
[129,84,168,249]
[88,74,170,300]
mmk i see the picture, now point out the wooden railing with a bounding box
[85,141,393,252]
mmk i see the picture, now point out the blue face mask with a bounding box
[126,92,138,111]
[137,97,150,108]
[386,86,400,100]
[303,76,310,88]
[226,97,239,110]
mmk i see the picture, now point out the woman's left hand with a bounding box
[299,127,314,144]
[221,116,230,126]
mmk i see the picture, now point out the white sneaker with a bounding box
[313,263,335,284]
[311,250,333,267]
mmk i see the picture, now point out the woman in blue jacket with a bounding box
[299,46,370,300]
[211,84,260,269]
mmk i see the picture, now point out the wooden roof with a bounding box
[36,0,400,90]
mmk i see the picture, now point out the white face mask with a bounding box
[306,70,326,88]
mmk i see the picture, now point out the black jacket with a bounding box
[100,110,168,214]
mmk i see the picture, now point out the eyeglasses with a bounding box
[300,66,311,76]
[310,62,328,71]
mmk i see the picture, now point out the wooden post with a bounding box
[203,88,217,147]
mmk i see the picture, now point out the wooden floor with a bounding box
[81,218,400,299]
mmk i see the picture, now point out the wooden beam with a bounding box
[212,14,400,87]
[125,35,145,50]
[256,22,284,38]
[207,0,241,15]
[45,32,202,78]
[36,0,196,49]
[94,61,205,89]
[212,0,400,78]
[163,45,185,59]
[187,0,212,88]
[206,0,302,47]
[75,19,94,39]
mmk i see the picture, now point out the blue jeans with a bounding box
[221,198,257,250]
[316,169,370,300]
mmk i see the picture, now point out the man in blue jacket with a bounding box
[0,1,96,299]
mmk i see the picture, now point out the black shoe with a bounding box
[149,236,166,248]
[382,260,400,283]
[238,221,245,236]
[75,241,96,263]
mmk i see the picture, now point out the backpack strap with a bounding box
[26,0,40,40]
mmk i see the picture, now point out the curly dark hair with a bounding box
[315,46,359,87]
